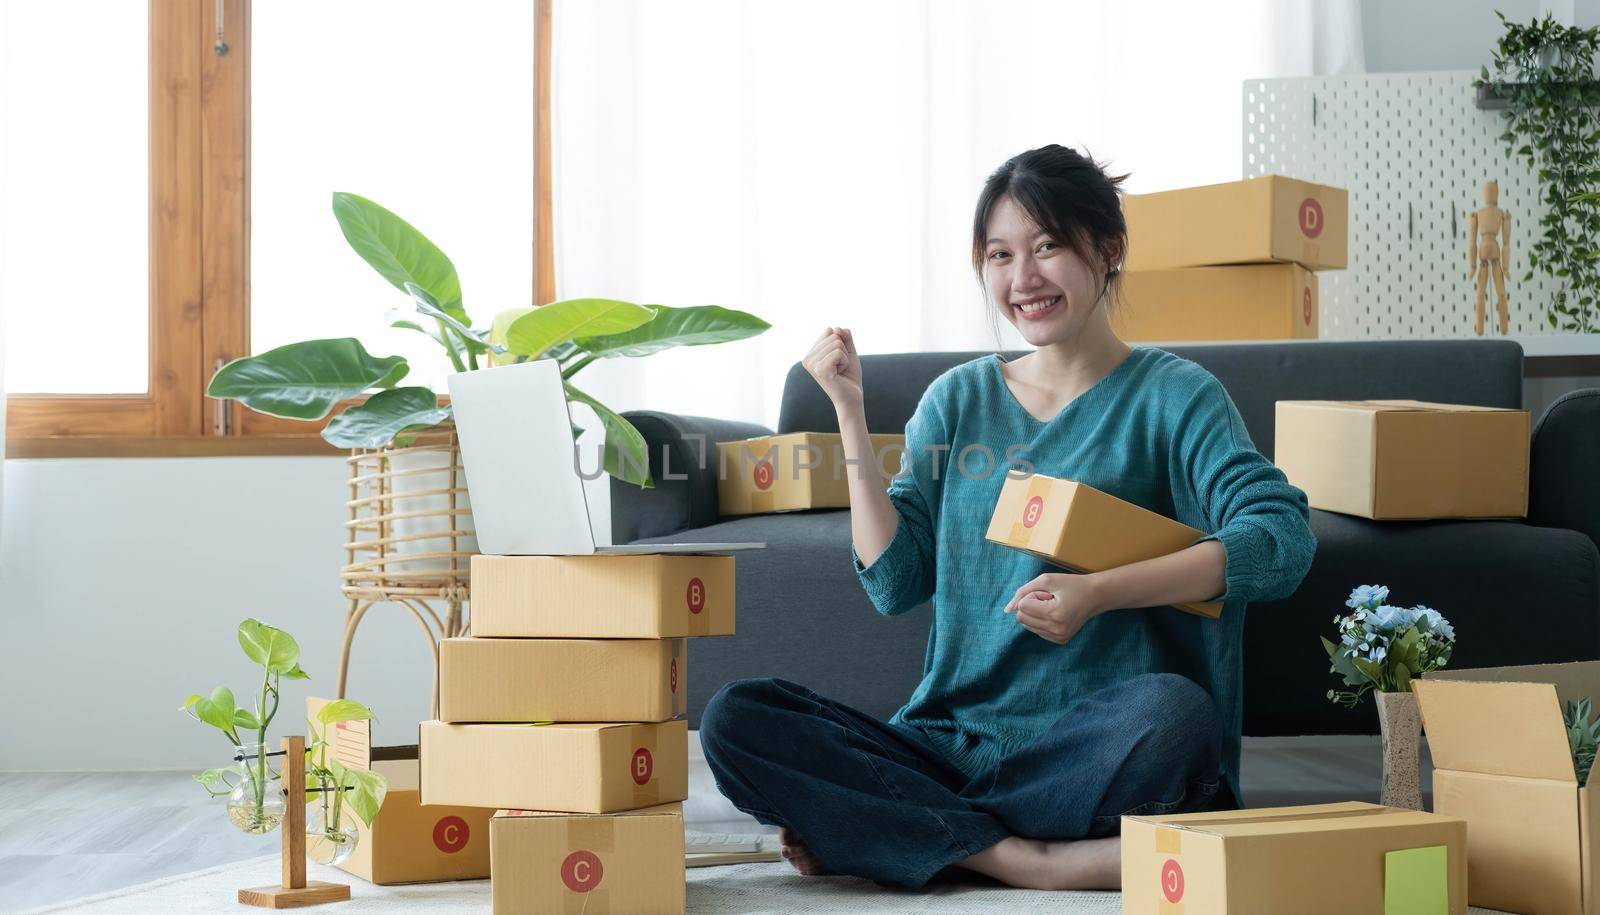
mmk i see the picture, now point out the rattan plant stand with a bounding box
[336,425,475,716]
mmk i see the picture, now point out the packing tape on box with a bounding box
[563,816,615,914]
[1155,826,1181,854]
[631,725,660,806]
[671,641,686,714]
[1005,475,1056,548]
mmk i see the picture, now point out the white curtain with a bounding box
[553,0,1324,440]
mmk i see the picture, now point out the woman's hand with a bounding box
[803,326,864,413]
[1003,573,1105,645]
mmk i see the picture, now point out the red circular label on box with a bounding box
[1162,858,1185,903]
[670,657,679,693]
[686,577,705,614]
[631,747,654,785]
[1298,197,1324,238]
[1302,287,1313,326]
[753,459,774,490]
[432,815,469,854]
[561,850,603,893]
[1022,495,1044,528]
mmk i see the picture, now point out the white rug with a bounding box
[22,853,1514,914]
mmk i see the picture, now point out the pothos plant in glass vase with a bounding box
[207,193,771,484]
[183,619,386,863]
[1321,585,1457,810]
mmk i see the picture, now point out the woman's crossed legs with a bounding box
[699,673,1221,890]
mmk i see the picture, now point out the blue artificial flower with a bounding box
[1347,584,1390,610]
[1415,605,1455,641]
[1370,605,1409,632]
[1369,644,1388,665]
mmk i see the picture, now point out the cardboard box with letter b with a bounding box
[984,473,1221,618]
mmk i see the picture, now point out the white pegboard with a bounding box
[1242,71,1561,340]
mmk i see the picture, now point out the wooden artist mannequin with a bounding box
[1469,179,1512,336]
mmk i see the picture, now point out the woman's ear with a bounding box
[1101,239,1125,277]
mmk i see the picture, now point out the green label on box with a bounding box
[1385,845,1447,915]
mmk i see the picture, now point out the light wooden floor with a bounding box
[0,735,1414,912]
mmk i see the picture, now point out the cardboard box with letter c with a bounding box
[984,472,1221,618]
[305,698,493,886]
[1121,801,1466,913]
[490,803,685,915]
[716,432,905,516]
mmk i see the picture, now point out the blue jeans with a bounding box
[699,673,1223,889]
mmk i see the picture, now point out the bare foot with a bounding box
[778,827,829,876]
[954,835,1121,890]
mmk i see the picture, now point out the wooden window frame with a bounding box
[6,0,554,459]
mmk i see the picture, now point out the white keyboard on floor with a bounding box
[685,832,766,854]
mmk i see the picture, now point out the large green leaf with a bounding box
[331,192,466,322]
[564,381,652,488]
[573,304,770,358]
[322,387,452,449]
[404,283,498,355]
[207,339,409,421]
[505,299,656,359]
[237,619,302,676]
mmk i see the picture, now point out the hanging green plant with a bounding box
[1475,11,1600,332]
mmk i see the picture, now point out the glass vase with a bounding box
[1376,690,1423,811]
[226,743,286,835]
[305,771,359,866]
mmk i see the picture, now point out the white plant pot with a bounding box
[384,446,477,574]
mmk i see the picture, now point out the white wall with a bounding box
[1,457,468,770]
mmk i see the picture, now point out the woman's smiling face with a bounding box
[981,195,1113,348]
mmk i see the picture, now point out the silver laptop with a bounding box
[446,359,764,556]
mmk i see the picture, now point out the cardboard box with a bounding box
[984,473,1221,618]
[1113,263,1318,342]
[716,432,905,516]
[1274,400,1530,520]
[438,637,686,723]
[1122,801,1467,913]
[1124,175,1348,271]
[306,699,493,885]
[490,803,685,915]
[1417,661,1600,914]
[470,553,734,638]
[420,719,688,813]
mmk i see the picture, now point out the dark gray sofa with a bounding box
[611,340,1600,737]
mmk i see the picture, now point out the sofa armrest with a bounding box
[1530,388,1600,549]
[609,410,774,543]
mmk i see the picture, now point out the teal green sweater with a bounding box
[852,348,1316,806]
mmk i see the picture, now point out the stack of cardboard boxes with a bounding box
[420,552,736,914]
[1115,174,1348,342]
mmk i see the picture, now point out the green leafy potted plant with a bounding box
[182,618,387,862]
[207,193,771,487]
[1322,585,1457,810]
[1475,11,1600,331]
